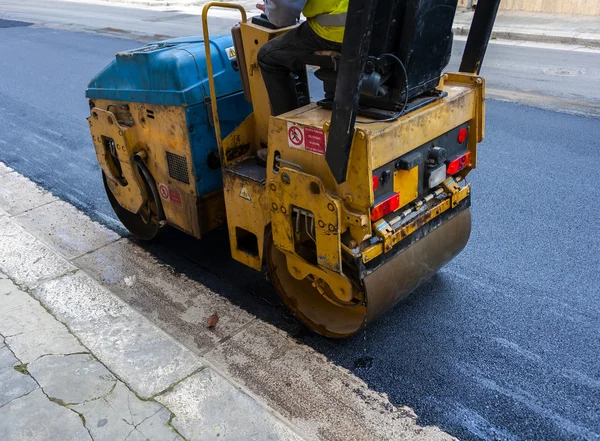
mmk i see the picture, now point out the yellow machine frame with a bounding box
[200,3,484,306]
[88,2,487,337]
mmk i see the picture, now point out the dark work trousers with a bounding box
[258,21,342,116]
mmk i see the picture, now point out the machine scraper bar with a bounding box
[459,0,502,74]
[326,0,379,184]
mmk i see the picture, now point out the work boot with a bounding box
[256,148,269,167]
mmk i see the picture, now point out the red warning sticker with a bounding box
[288,125,304,147]
[159,183,169,200]
[287,122,327,155]
[158,183,183,207]
[304,126,326,154]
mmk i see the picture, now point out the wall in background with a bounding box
[457,0,600,16]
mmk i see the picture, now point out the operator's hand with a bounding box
[256,1,265,12]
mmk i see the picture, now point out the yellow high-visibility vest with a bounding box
[303,0,349,43]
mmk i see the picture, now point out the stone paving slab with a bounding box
[0,218,75,287]
[0,344,38,407]
[74,238,256,353]
[0,271,186,440]
[29,354,117,405]
[72,381,184,441]
[0,277,86,364]
[15,200,120,260]
[33,270,204,398]
[157,367,304,441]
[0,172,56,216]
[0,388,92,441]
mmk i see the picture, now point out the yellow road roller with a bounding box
[86,0,500,337]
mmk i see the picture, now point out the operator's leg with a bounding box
[258,22,341,116]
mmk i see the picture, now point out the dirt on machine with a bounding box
[85,0,500,337]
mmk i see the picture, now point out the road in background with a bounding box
[1,9,599,441]
[2,0,600,117]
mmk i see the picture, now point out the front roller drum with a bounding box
[267,209,472,338]
[102,167,163,241]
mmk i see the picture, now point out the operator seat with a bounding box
[303,50,342,101]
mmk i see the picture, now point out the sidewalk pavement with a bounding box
[0,161,454,441]
[0,274,187,441]
[454,9,600,47]
[0,170,305,439]
[66,0,600,47]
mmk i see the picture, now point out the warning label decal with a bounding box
[239,185,252,202]
[304,126,326,154]
[225,46,236,60]
[158,183,183,207]
[287,122,327,155]
[288,125,304,147]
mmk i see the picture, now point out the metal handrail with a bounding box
[202,2,248,151]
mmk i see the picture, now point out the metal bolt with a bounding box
[476,78,483,84]
[270,183,276,191]
[282,173,290,184]
[328,224,335,232]
[272,203,278,211]
[281,206,287,214]
[327,203,335,212]
[318,220,325,228]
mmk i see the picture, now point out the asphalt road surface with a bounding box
[1,12,599,441]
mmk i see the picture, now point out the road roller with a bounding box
[86,0,500,337]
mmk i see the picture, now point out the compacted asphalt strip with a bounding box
[0,21,599,441]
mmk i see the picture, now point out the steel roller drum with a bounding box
[268,208,472,338]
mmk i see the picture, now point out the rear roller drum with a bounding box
[266,233,367,339]
[266,208,472,338]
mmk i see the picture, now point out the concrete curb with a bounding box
[0,163,456,441]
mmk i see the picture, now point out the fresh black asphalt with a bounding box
[1,25,598,440]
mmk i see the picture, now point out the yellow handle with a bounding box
[202,2,248,152]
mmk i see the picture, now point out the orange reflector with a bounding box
[371,193,400,221]
[447,151,472,175]
[458,127,468,144]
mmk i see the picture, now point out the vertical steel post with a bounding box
[459,0,501,74]
[326,0,379,184]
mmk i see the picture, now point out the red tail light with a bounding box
[372,176,380,192]
[458,127,468,144]
[371,193,400,221]
[447,151,472,175]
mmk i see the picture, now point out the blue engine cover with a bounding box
[86,35,253,197]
